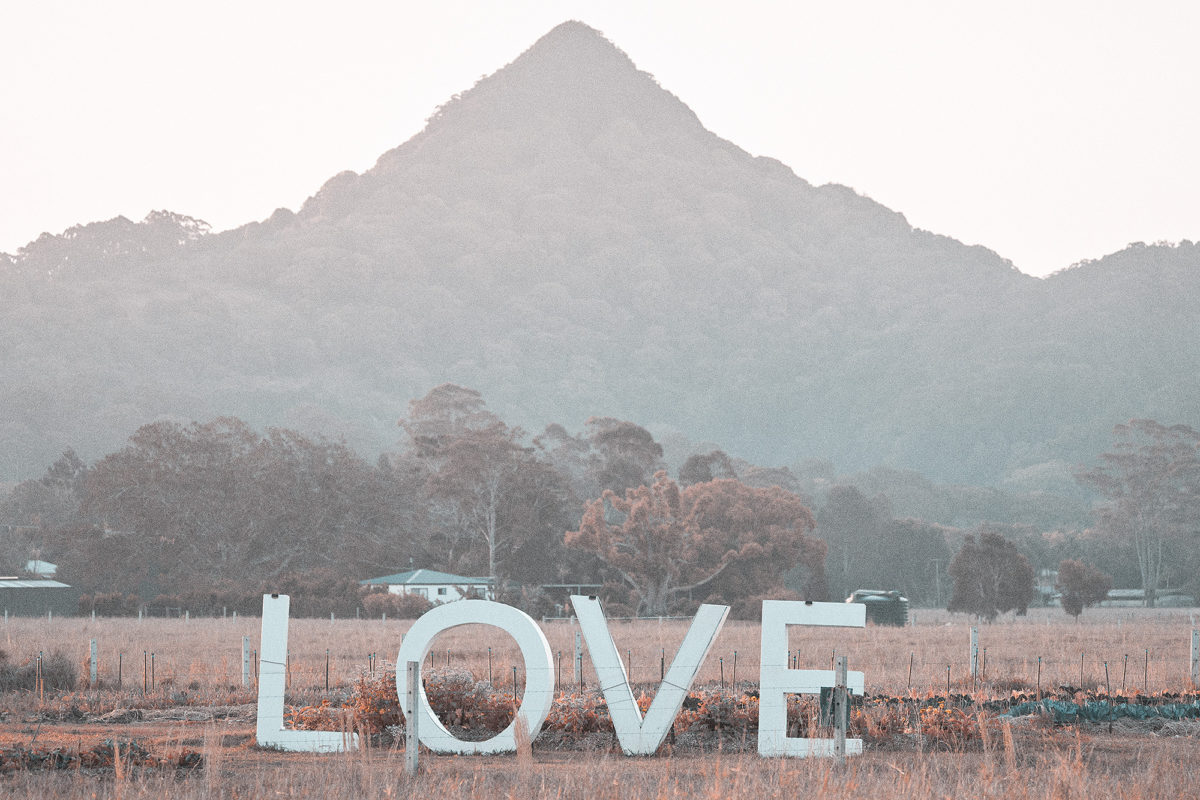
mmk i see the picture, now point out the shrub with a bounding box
[77,592,141,617]
[918,705,991,750]
[494,585,561,619]
[392,593,436,618]
[133,570,370,618]
[0,650,77,692]
[148,594,185,615]
[359,592,392,619]
[268,569,364,618]
[360,591,434,619]
[295,669,518,735]
[1056,559,1113,618]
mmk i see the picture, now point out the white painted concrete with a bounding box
[394,599,554,754]
[757,600,865,757]
[255,594,358,752]
[572,595,729,755]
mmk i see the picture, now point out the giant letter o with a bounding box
[394,600,554,754]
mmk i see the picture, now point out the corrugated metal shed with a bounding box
[0,578,70,589]
[0,578,77,616]
[845,589,909,626]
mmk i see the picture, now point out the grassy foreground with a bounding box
[3,729,1200,799]
[2,607,1200,797]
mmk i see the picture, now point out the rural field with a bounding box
[2,606,1200,797]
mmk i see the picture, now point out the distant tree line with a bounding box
[1,389,1194,618]
[0,385,824,617]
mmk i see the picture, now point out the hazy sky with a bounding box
[2,1,1197,277]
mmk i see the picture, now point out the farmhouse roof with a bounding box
[360,568,491,587]
[0,578,71,589]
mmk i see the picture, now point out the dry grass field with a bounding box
[2,605,1200,798]
[4,606,1197,695]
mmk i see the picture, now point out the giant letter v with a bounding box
[570,595,729,755]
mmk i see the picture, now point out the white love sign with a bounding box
[394,599,555,754]
[254,594,865,757]
[757,599,865,756]
[256,594,358,752]
[572,595,729,755]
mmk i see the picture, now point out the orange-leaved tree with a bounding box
[565,471,825,616]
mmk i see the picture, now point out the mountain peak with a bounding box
[529,20,621,52]
[405,19,700,147]
[308,20,709,218]
[514,20,636,72]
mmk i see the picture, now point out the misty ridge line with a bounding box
[0,19,1196,498]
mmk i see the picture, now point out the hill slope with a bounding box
[2,21,1197,485]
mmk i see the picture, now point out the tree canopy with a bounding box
[564,472,825,616]
[1056,559,1113,618]
[1,387,1191,619]
[74,418,414,596]
[1077,419,1200,606]
[947,528,1035,621]
[400,384,573,582]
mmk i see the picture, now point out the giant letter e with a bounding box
[758,600,865,757]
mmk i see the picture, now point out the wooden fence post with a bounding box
[833,655,848,764]
[242,636,251,688]
[405,660,419,776]
[89,639,98,686]
[1191,630,1198,686]
[574,631,583,690]
[970,627,979,685]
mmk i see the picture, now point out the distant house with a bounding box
[360,569,493,602]
[0,577,76,616]
[1035,569,1058,606]
[25,560,57,578]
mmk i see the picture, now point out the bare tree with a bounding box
[1077,420,1200,607]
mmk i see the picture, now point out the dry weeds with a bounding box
[3,606,1197,696]
[1,606,1199,797]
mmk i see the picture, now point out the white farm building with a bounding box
[359,569,493,602]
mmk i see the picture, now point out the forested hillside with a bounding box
[2,21,1197,488]
[0,388,1119,614]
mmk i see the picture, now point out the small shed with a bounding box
[25,560,58,578]
[845,589,909,626]
[0,578,77,616]
[360,569,493,602]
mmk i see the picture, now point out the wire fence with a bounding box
[2,606,1198,698]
